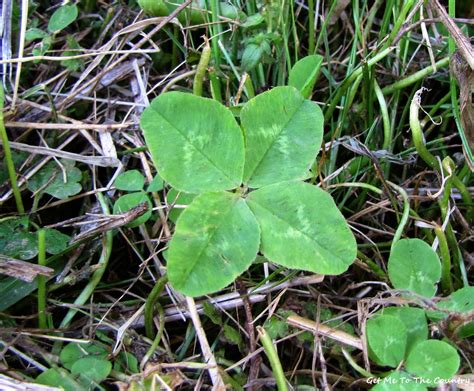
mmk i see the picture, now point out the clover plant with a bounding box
[367,306,461,389]
[0,217,70,260]
[28,159,83,200]
[140,86,357,297]
[388,238,441,297]
[37,340,138,390]
[428,286,474,339]
[26,3,81,68]
[112,169,159,228]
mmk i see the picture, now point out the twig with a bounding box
[429,0,474,70]
[287,315,364,350]
[185,297,225,390]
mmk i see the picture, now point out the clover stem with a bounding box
[144,274,169,339]
[141,275,167,368]
[257,326,288,391]
[434,224,453,293]
[387,181,410,251]
[0,83,24,214]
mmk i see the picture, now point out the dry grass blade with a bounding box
[429,0,474,69]
[3,140,120,167]
[0,256,53,282]
[287,315,364,350]
[0,374,61,391]
[67,202,150,243]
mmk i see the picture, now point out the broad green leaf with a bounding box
[166,188,197,223]
[372,371,427,391]
[437,286,474,313]
[0,219,37,259]
[0,218,35,260]
[61,35,84,72]
[141,92,244,193]
[457,322,474,339]
[381,307,428,354]
[27,160,82,200]
[223,324,244,351]
[114,351,139,374]
[60,342,109,370]
[138,0,215,24]
[246,182,356,275]
[25,28,48,41]
[241,43,265,71]
[429,286,474,337]
[241,86,323,188]
[388,239,441,297]
[147,174,164,192]
[71,356,112,385]
[202,301,222,325]
[114,170,145,191]
[167,191,260,296]
[366,315,407,368]
[32,36,52,57]
[405,340,460,383]
[138,0,169,16]
[0,150,27,184]
[44,228,70,254]
[113,192,152,228]
[0,219,69,259]
[241,13,265,28]
[36,368,84,391]
[48,4,78,32]
[264,316,289,339]
[288,55,324,98]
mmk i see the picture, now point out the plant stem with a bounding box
[387,181,410,250]
[144,274,169,339]
[328,182,383,195]
[434,224,453,293]
[257,326,288,391]
[209,69,222,102]
[141,297,166,369]
[308,0,315,54]
[357,251,387,279]
[37,229,47,329]
[382,57,450,95]
[208,0,222,68]
[193,38,211,97]
[58,192,113,329]
[0,83,24,214]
